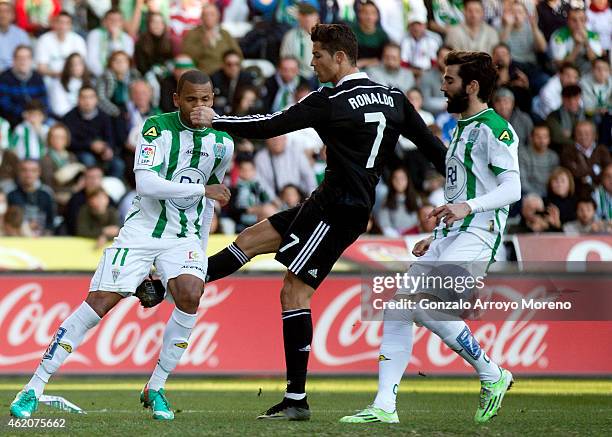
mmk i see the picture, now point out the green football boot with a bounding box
[475,368,514,423]
[140,384,174,420]
[339,405,399,424]
[10,389,38,418]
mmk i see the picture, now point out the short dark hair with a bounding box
[13,44,32,58]
[56,11,72,20]
[559,62,579,75]
[177,69,211,94]
[561,84,581,98]
[592,56,610,67]
[445,50,497,102]
[532,122,549,133]
[464,0,483,7]
[311,23,358,66]
[79,85,97,96]
[104,8,121,19]
[577,197,596,209]
[382,42,401,53]
[24,99,45,113]
[222,49,241,61]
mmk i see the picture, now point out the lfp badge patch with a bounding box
[138,144,156,166]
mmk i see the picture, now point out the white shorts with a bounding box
[420,232,493,263]
[89,236,207,296]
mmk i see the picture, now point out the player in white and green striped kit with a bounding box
[10,71,232,421]
[342,52,520,425]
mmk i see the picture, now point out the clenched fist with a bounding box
[205,184,231,206]
[190,106,216,128]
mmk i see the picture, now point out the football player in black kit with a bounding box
[138,23,447,420]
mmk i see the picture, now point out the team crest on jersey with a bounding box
[213,143,226,159]
[138,144,156,166]
[112,268,120,283]
[468,128,480,143]
[445,156,467,201]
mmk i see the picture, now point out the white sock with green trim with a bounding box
[372,307,415,413]
[148,307,197,391]
[414,312,500,382]
[26,302,101,397]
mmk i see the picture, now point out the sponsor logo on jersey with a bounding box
[186,149,209,157]
[138,144,156,166]
[188,251,200,260]
[169,167,206,209]
[445,156,467,201]
[143,126,159,137]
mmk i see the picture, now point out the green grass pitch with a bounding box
[1,377,610,436]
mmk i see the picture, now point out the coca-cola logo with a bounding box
[313,284,549,369]
[0,282,233,369]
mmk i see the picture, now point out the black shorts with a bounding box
[268,199,370,289]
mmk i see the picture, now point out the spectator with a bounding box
[254,135,317,199]
[230,85,262,117]
[62,86,124,179]
[123,0,170,39]
[400,9,442,76]
[367,42,415,93]
[563,197,607,234]
[428,0,465,37]
[10,100,49,160]
[580,57,611,118]
[0,113,9,148]
[35,12,86,82]
[64,165,104,235]
[2,204,32,236]
[492,87,533,150]
[211,49,256,115]
[546,84,586,151]
[86,9,135,77]
[0,45,48,127]
[535,62,580,120]
[519,123,560,197]
[545,166,577,225]
[97,50,143,149]
[159,54,195,113]
[0,1,30,71]
[445,0,499,54]
[262,56,309,113]
[279,183,304,210]
[40,122,82,205]
[48,53,93,118]
[0,188,5,234]
[182,3,243,76]
[492,43,532,114]
[592,162,612,221]
[376,167,421,237]
[499,1,548,92]
[561,119,611,191]
[58,1,109,39]
[507,192,560,233]
[586,0,611,54]
[229,156,275,232]
[7,159,56,235]
[134,11,174,76]
[168,0,204,51]
[0,144,18,190]
[415,203,437,234]
[549,7,603,75]
[350,0,389,69]
[536,0,570,42]
[14,0,60,36]
[76,186,119,246]
[284,83,324,157]
[406,88,434,126]
[279,2,319,82]
[419,45,451,116]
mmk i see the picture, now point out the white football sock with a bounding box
[26,302,101,397]
[372,307,415,413]
[148,307,197,391]
[414,309,501,382]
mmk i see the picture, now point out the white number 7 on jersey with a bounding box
[364,112,386,168]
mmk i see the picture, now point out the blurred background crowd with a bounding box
[0,0,610,245]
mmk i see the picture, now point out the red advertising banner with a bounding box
[0,275,610,375]
[513,235,612,262]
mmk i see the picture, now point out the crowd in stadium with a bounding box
[0,0,610,243]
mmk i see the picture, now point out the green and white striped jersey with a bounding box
[0,117,9,150]
[434,108,519,251]
[124,111,233,240]
[9,122,48,160]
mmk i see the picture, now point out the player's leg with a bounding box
[412,233,513,423]
[10,291,122,418]
[206,218,282,281]
[141,241,206,420]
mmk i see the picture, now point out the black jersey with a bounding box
[212,72,447,209]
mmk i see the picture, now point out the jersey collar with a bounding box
[457,107,493,125]
[336,71,369,87]
[176,111,209,132]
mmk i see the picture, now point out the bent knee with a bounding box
[280,274,312,310]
